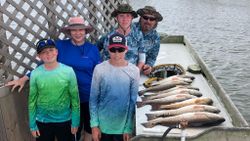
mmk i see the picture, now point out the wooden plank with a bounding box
[0,105,8,141]
[0,87,34,141]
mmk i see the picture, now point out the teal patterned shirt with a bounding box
[89,61,139,134]
[29,63,80,131]
[133,22,160,66]
[97,26,146,64]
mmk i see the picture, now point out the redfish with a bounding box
[151,97,213,110]
[137,94,196,108]
[146,104,220,120]
[138,81,190,96]
[142,112,225,128]
[142,89,202,101]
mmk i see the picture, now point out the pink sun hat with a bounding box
[60,17,93,36]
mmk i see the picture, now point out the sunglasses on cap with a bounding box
[36,39,55,49]
[142,15,156,21]
[109,47,126,53]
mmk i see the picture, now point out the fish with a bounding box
[149,75,195,86]
[138,81,190,96]
[141,112,225,128]
[143,85,200,97]
[143,75,195,88]
[151,78,193,86]
[146,105,221,120]
[151,97,213,111]
[142,88,202,101]
[137,94,196,108]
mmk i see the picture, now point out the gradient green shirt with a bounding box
[29,63,80,131]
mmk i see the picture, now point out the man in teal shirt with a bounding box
[133,6,163,75]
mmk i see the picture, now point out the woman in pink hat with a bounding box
[6,17,101,141]
[57,16,101,141]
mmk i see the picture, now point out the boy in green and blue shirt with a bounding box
[28,39,80,141]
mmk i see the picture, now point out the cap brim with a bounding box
[108,44,128,50]
[37,45,56,54]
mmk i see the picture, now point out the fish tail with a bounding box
[141,122,155,128]
[144,94,153,98]
[181,75,195,80]
[146,113,158,120]
[151,104,161,111]
[136,101,145,108]
[141,96,148,101]
[187,86,200,91]
[138,90,146,96]
[189,91,202,97]
[183,78,193,83]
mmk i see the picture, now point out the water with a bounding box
[131,0,250,124]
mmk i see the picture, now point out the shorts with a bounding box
[100,133,123,141]
[36,120,71,141]
[80,102,92,133]
[74,102,92,140]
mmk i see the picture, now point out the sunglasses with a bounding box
[36,39,55,49]
[142,15,156,21]
[109,47,126,53]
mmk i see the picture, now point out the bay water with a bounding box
[131,0,250,124]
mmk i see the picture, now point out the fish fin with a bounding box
[146,113,157,120]
[141,122,155,128]
[136,101,144,108]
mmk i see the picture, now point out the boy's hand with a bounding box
[31,130,40,138]
[71,127,78,134]
[92,127,101,141]
[123,133,131,141]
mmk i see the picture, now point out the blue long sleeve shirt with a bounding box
[56,39,101,102]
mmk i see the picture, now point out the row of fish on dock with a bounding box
[137,74,225,128]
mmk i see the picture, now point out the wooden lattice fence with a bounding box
[0,0,128,140]
[0,0,128,86]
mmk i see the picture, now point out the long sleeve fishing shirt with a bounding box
[29,63,80,131]
[89,61,139,134]
[133,22,160,67]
